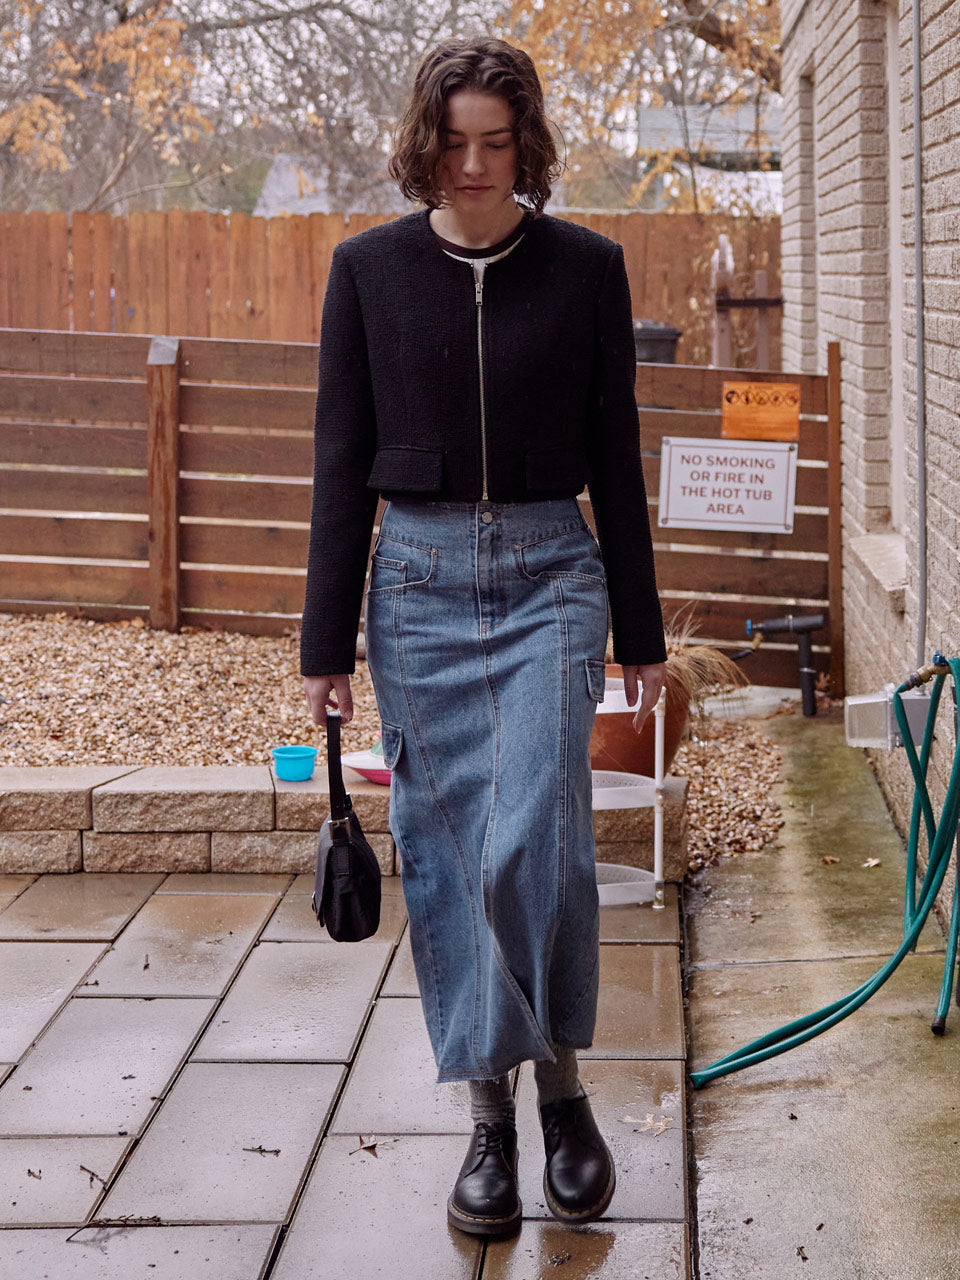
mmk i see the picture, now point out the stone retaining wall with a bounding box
[0,767,689,880]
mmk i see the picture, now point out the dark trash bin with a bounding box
[633,318,682,364]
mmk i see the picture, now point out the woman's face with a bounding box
[437,89,519,215]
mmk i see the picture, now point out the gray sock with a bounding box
[534,1045,586,1108]
[467,1074,516,1126]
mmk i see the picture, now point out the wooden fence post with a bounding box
[827,340,845,697]
[147,335,181,630]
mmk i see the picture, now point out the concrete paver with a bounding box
[156,872,290,894]
[0,941,106,1059]
[0,874,36,893]
[586,944,685,1059]
[261,887,407,943]
[331,998,475,1135]
[381,928,418,996]
[80,892,279,997]
[101,1062,343,1223]
[514,1058,686,1222]
[272,1134,483,1280]
[600,887,681,944]
[192,940,392,1061]
[0,1225,278,1279]
[0,996,215,1135]
[0,872,163,941]
[483,1222,690,1279]
[0,1134,129,1225]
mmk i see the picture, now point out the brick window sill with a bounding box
[848,532,907,614]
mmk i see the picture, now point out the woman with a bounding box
[301,37,666,1238]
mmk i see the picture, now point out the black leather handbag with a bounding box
[311,708,382,941]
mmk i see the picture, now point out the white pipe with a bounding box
[653,686,666,909]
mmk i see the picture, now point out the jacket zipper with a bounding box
[474,268,488,501]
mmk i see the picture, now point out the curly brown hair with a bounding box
[388,37,561,215]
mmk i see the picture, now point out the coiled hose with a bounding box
[689,656,960,1089]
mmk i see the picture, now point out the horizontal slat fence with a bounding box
[0,329,838,689]
[0,210,780,367]
[623,346,843,692]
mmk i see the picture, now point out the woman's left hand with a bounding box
[621,662,667,734]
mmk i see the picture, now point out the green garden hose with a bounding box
[690,656,960,1089]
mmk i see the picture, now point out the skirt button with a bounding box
[481,511,494,524]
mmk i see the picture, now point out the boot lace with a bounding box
[474,1122,513,1156]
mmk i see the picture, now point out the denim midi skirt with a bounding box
[363,498,609,1082]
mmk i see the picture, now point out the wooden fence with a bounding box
[0,329,839,690]
[0,210,781,367]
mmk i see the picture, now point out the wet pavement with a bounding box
[686,706,960,1279]
[2,702,957,1278]
[0,866,688,1278]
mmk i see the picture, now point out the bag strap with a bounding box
[325,709,352,836]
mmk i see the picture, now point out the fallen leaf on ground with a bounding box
[821,856,840,865]
[862,858,881,869]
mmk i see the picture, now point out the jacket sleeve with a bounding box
[585,242,667,667]
[300,244,380,677]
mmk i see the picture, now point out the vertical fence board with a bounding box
[143,211,169,334]
[288,215,312,342]
[44,211,70,330]
[126,212,148,333]
[15,212,43,329]
[91,213,112,331]
[228,212,251,338]
[267,216,295,341]
[147,335,181,629]
[0,215,11,328]
[207,213,230,338]
[166,208,189,336]
[308,210,344,340]
[111,214,131,332]
[185,212,209,337]
[247,216,270,341]
[71,213,94,332]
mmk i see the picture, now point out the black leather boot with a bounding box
[539,1093,615,1223]
[446,1120,522,1237]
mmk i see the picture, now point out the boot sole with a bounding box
[446,1193,523,1237]
[543,1150,616,1224]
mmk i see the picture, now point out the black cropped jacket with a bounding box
[300,209,666,676]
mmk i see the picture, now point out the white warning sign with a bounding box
[657,437,798,534]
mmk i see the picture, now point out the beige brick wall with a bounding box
[782,0,960,923]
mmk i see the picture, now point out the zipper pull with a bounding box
[475,277,483,305]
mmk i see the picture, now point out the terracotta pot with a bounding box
[589,663,689,778]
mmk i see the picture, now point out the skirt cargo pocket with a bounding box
[584,658,606,703]
[379,722,404,769]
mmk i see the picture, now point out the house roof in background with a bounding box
[632,99,781,162]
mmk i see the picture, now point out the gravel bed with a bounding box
[674,715,784,872]
[0,613,784,869]
[0,612,379,767]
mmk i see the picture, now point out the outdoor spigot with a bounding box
[745,613,825,717]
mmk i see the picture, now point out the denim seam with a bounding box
[477,509,553,1072]
[367,548,437,593]
[513,537,607,586]
[391,589,447,1053]
[394,572,496,1074]
[554,920,601,1042]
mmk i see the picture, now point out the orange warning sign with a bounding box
[721,382,801,441]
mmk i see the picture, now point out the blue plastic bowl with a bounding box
[271,745,318,782]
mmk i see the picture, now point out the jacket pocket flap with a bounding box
[584,658,606,703]
[379,721,403,770]
[525,446,588,491]
[368,446,444,493]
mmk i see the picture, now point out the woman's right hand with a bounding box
[303,675,354,725]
